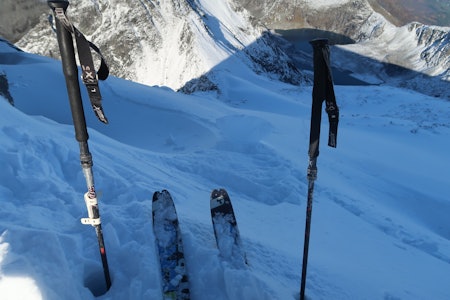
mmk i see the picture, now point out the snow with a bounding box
[338,19,450,80]
[2,16,450,300]
[303,0,353,9]
[128,0,262,90]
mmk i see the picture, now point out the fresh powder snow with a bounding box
[1,35,450,299]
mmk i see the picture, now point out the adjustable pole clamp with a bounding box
[81,192,101,226]
[307,157,317,181]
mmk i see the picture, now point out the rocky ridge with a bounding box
[13,0,305,92]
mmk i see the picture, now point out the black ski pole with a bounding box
[300,157,316,300]
[48,0,111,291]
[300,38,339,300]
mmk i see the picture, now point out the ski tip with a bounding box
[152,191,160,202]
[152,189,177,223]
[153,189,171,202]
[211,188,228,199]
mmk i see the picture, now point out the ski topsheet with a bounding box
[152,190,190,300]
[210,188,247,268]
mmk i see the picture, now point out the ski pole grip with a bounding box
[309,38,339,151]
[48,0,69,11]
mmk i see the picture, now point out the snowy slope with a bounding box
[2,28,450,300]
[337,21,450,81]
[238,0,450,84]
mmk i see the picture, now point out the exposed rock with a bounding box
[0,72,14,105]
[0,0,48,43]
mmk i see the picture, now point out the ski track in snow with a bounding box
[2,16,450,300]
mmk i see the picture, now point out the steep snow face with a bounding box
[310,1,450,83]
[338,22,450,83]
[16,0,304,91]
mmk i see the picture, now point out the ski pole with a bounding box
[48,0,111,291]
[300,38,339,300]
[300,157,316,300]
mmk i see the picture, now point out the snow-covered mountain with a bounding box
[11,0,450,95]
[239,0,450,84]
[333,21,450,98]
[14,0,305,91]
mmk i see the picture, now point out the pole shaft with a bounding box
[300,39,331,300]
[300,179,315,300]
[93,202,112,289]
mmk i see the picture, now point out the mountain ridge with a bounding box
[13,0,305,92]
[4,0,449,98]
[238,0,449,99]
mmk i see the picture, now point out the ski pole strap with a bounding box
[325,99,339,148]
[320,42,339,148]
[308,39,339,158]
[51,5,109,124]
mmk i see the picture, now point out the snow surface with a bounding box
[2,25,450,300]
[303,0,353,9]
